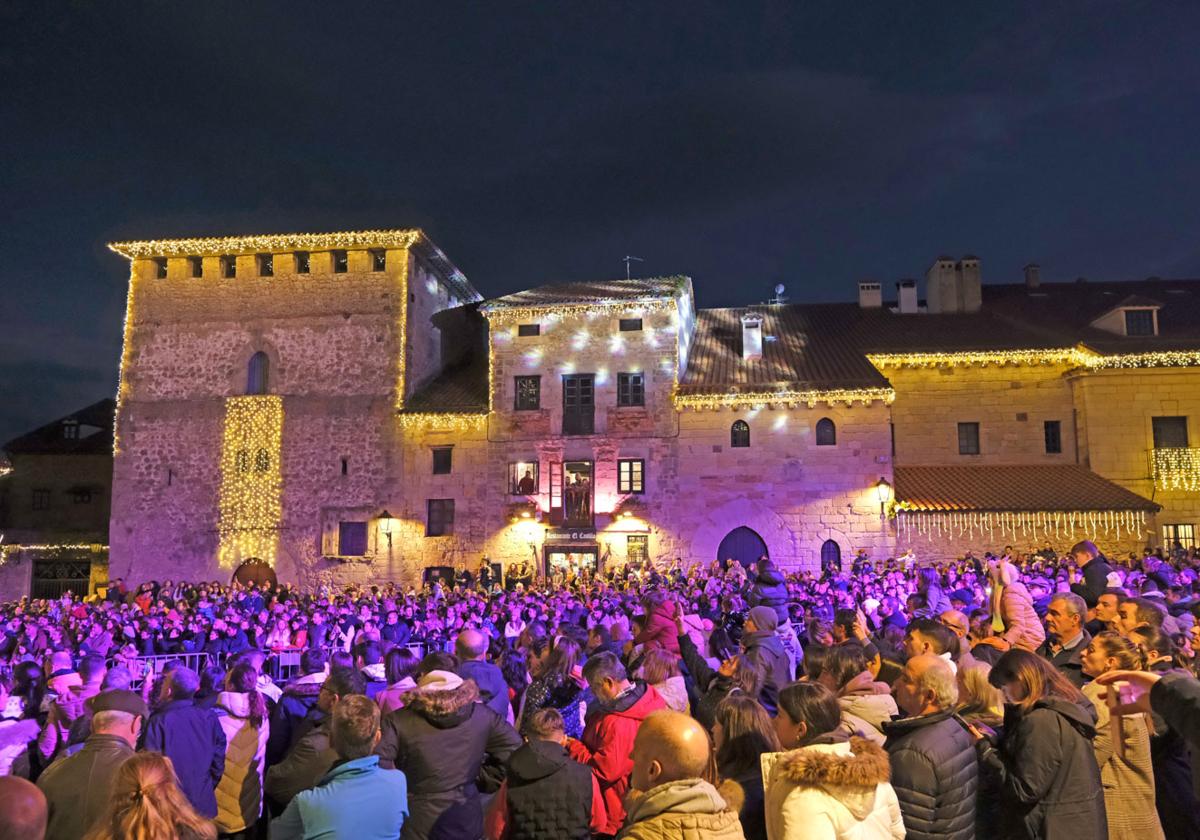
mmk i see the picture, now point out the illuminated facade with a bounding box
[102,235,1200,590]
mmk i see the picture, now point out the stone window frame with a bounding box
[618,458,645,494]
[152,257,168,279]
[332,249,349,273]
[370,249,387,271]
[627,534,648,564]
[426,499,455,537]
[295,251,311,274]
[731,420,750,448]
[957,422,981,455]
[616,372,645,407]
[515,375,541,411]
[1152,416,1189,449]
[815,417,836,446]
[220,255,236,278]
[188,256,204,278]
[509,461,539,495]
[432,446,453,475]
[1044,420,1063,454]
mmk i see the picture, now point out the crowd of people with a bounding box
[2,539,1200,839]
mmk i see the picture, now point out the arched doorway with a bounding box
[716,526,768,568]
[820,539,842,572]
[232,558,277,588]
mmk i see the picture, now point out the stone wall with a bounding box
[887,363,1077,465]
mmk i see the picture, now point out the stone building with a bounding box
[0,400,114,598]
[92,229,1200,593]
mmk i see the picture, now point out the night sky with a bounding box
[3,1,1199,444]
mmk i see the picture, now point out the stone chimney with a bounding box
[896,280,918,315]
[1024,263,1041,289]
[925,257,958,314]
[741,313,764,360]
[957,256,981,313]
[858,280,882,308]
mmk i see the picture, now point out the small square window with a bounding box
[618,458,645,493]
[432,447,453,475]
[220,255,236,278]
[617,373,645,407]
[188,257,203,278]
[338,521,368,556]
[1044,420,1063,454]
[62,420,79,440]
[152,257,167,279]
[509,462,539,494]
[515,376,541,411]
[619,318,643,332]
[332,250,349,273]
[517,323,540,337]
[370,249,387,271]
[72,488,93,505]
[257,254,273,277]
[958,422,980,455]
[427,499,455,536]
[295,251,311,273]
[31,489,50,511]
[1124,309,1155,336]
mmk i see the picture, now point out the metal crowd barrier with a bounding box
[118,652,212,688]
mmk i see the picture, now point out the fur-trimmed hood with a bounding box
[400,679,480,728]
[763,737,891,821]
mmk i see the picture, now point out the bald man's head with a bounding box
[455,629,488,661]
[630,709,712,793]
[0,776,47,840]
[939,610,969,638]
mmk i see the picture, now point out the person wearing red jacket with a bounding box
[632,591,680,656]
[566,652,666,837]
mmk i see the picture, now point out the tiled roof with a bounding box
[894,465,1159,512]
[402,358,488,413]
[3,399,115,456]
[679,306,891,394]
[482,276,688,311]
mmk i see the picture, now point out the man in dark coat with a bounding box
[266,666,365,811]
[37,689,147,840]
[376,669,522,840]
[455,629,512,722]
[484,708,605,840]
[1069,540,1114,608]
[266,648,328,765]
[1038,592,1091,689]
[884,655,977,840]
[746,558,790,623]
[742,606,792,715]
[142,666,226,818]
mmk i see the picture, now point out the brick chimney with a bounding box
[896,280,918,315]
[957,256,981,313]
[1024,263,1041,289]
[858,280,882,308]
[741,313,764,360]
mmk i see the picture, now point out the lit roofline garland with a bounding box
[112,260,138,455]
[673,386,896,410]
[108,229,423,259]
[867,346,1200,370]
[397,412,488,431]
[896,509,1148,545]
[0,543,107,566]
[481,297,677,325]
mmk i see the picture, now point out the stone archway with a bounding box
[689,497,795,567]
[716,526,769,568]
[232,558,277,588]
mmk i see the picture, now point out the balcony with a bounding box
[1151,448,1200,492]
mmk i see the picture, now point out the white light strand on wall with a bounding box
[1152,448,1200,492]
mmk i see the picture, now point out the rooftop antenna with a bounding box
[769,283,788,305]
[623,255,644,280]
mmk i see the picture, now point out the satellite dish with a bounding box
[774,284,785,295]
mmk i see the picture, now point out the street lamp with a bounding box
[378,509,395,551]
[875,477,892,515]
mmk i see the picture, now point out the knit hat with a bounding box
[415,670,463,692]
[747,606,779,632]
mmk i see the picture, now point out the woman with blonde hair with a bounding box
[635,647,690,714]
[956,663,1003,730]
[84,751,216,840]
[1080,632,1165,840]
